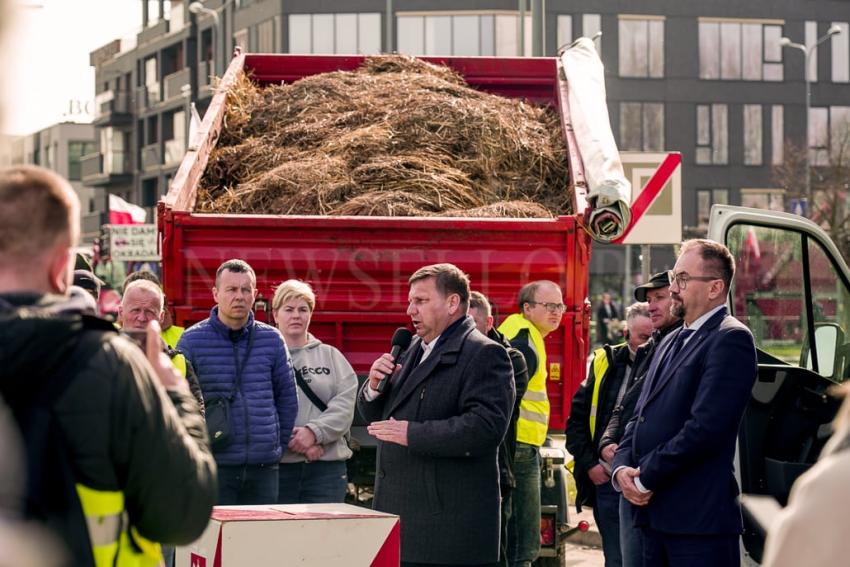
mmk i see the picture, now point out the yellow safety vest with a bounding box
[172,352,187,377]
[589,347,610,438]
[498,313,550,446]
[76,484,162,567]
[161,325,185,350]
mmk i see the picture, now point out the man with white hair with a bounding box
[120,279,204,414]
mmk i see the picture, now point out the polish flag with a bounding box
[109,193,146,225]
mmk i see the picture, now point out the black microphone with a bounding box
[376,327,413,393]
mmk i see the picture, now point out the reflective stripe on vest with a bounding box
[172,352,187,378]
[76,484,162,567]
[498,313,549,446]
[589,347,610,438]
[161,325,185,350]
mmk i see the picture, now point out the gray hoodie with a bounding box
[281,334,357,463]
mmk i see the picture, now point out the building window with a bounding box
[68,140,96,181]
[832,22,849,83]
[397,12,531,56]
[806,21,818,82]
[141,178,159,208]
[741,188,785,211]
[257,19,275,53]
[618,16,664,78]
[234,28,248,50]
[620,102,664,151]
[583,14,601,52]
[699,18,783,81]
[744,104,763,166]
[557,15,572,49]
[809,106,850,166]
[696,104,728,164]
[289,13,381,55]
[696,188,729,229]
[772,105,784,165]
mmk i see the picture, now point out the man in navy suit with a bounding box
[612,239,757,566]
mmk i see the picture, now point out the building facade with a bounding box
[1,122,98,244]
[86,0,850,296]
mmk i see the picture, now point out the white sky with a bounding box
[2,0,143,135]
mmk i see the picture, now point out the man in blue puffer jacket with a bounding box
[178,259,298,505]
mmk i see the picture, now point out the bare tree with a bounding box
[771,121,850,262]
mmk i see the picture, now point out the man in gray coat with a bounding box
[359,263,515,566]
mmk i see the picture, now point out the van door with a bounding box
[708,204,850,564]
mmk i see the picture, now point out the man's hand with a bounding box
[304,445,324,462]
[368,353,401,391]
[288,426,318,454]
[615,467,652,506]
[367,417,409,446]
[587,463,611,485]
[601,443,618,464]
[146,320,187,392]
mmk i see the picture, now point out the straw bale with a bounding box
[198,54,572,218]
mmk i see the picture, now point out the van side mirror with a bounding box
[801,323,844,379]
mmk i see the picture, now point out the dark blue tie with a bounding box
[661,328,695,372]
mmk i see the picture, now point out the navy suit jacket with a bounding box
[612,307,757,535]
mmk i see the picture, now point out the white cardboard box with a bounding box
[175,504,399,567]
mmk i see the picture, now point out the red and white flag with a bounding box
[109,193,146,225]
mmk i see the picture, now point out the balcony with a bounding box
[82,210,107,240]
[93,90,132,126]
[164,138,185,166]
[137,19,169,45]
[142,143,162,170]
[81,152,132,186]
[136,84,161,112]
[163,67,191,101]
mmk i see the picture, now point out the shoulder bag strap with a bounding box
[294,367,328,412]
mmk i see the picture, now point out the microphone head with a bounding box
[391,327,413,349]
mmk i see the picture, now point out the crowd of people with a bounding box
[3,163,849,567]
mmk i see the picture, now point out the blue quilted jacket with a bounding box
[178,307,298,466]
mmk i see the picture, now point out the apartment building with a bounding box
[86,0,850,290]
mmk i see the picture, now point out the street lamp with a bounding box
[780,25,842,217]
[188,1,221,74]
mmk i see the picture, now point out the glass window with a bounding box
[453,15,480,56]
[772,105,784,165]
[398,16,424,54]
[495,14,518,56]
[699,22,720,79]
[583,14,601,53]
[358,13,381,54]
[312,15,334,54]
[620,102,664,151]
[832,22,850,83]
[257,19,275,53]
[289,15,311,53]
[829,106,850,163]
[335,14,358,54]
[807,238,850,382]
[806,21,818,82]
[619,17,665,78]
[744,104,763,165]
[696,188,729,229]
[741,189,784,211]
[557,15,572,50]
[809,107,830,166]
[742,24,762,80]
[68,141,96,181]
[425,15,452,55]
[480,15,495,56]
[712,104,728,164]
[720,22,742,79]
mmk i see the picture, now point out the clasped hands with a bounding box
[615,466,653,506]
[288,426,324,462]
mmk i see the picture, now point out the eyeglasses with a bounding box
[528,301,567,314]
[667,270,721,290]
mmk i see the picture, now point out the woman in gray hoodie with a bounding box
[273,280,358,503]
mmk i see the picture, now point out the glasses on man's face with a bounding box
[667,270,721,291]
[529,301,567,314]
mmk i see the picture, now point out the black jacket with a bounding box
[357,317,514,565]
[566,342,631,511]
[0,293,217,565]
[599,320,683,453]
[488,327,529,493]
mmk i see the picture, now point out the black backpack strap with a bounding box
[294,367,328,413]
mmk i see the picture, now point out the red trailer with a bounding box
[160,51,605,564]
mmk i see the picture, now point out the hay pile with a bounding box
[197,55,571,218]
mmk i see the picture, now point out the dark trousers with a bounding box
[593,482,622,567]
[506,443,540,567]
[619,497,645,567]
[641,528,740,567]
[217,463,279,505]
[277,460,348,504]
[499,490,512,567]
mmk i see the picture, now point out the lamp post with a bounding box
[189,1,221,75]
[780,25,842,217]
